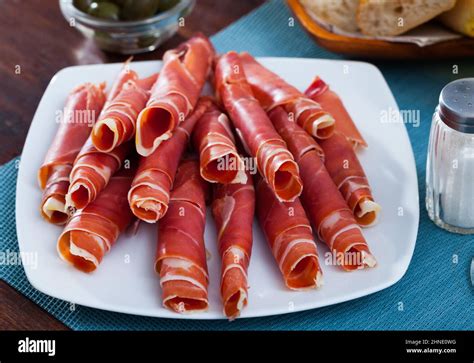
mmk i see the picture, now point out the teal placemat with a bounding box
[1,0,473,330]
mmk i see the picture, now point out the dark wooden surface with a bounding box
[0,0,264,330]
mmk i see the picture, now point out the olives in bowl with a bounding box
[60,0,194,54]
[72,0,180,21]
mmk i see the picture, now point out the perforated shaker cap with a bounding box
[439,78,474,133]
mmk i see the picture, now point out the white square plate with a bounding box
[17,58,419,320]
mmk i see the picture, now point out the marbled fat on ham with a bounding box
[270,107,376,270]
[239,52,335,139]
[211,171,254,319]
[38,82,106,225]
[214,51,303,202]
[318,132,380,227]
[256,177,322,290]
[128,98,211,223]
[57,167,135,273]
[66,138,132,210]
[136,35,215,156]
[192,101,247,184]
[304,76,367,149]
[91,61,158,153]
[155,160,209,314]
[304,77,379,226]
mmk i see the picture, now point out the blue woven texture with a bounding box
[1,0,473,330]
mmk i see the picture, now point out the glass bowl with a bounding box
[59,0,195,54]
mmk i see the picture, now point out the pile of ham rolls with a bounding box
[38,34,381,320]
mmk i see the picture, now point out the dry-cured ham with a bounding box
[105,58,137,106]
[270,107,376,270]
[318,131,380,227]
[66,139,132,210]
[38,83,106,224]
[128,98,211,223]
[305,76,367,148]
[256,177,322,290]
[192,101,247,184]
[214,51,302,202]
[91,65,157,153]
[211,172,254,319]
[57,166,135,272]
[136,35,215,156]
[239,52,335,139]
[155,160,209,314]
[37,50,390,318]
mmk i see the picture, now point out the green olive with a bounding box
[73,0,94,13]
[88,1,120,20]
[120,0,160,21]
[157,0,179,12]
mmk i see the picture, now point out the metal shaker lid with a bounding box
[439,78,474,133]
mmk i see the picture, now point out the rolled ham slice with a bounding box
[192,101,247,184]
[211,172,254,319]
[155,160,209,314]
[270,107,376,270]
[38,82,106,224]
[305,76,367,149]
[128,98,211,223]
[214,51,302,202]
[256,177,322,290]
[105,58,138,106]
[239,52,335,139]
[136,35,215,156]
[57,167,135,272]
[319,131,380,227]
[66,138,132,210]
[91,65,157,153]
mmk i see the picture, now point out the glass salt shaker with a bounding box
[426,78,474,234]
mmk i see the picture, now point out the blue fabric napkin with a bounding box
[1,0,473,330]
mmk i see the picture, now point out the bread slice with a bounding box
[439,0,474,37]
[300,0,360,33]
[357,0,456,36]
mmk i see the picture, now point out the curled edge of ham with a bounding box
[135,35,215,157]
[38,82,107,225]
[91,72,158,153]
[193,102,247,185]
[269,107,376,271]
[214,51,303,203]
[41,166,71,225]
[321,131,381,228]
[128,98,212,223]
[256,177,323,290]
[221,248,249,319]
[304,76,368,149]
[65,140,132,211]
[238,52,336,140]
[156,258,209,314]
[355,198,381,227]
[57,170,134,273]
[211,174,254,319]
[154,160,209,314]
[318,212,377,271]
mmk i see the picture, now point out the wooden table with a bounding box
[0,0,264,330]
